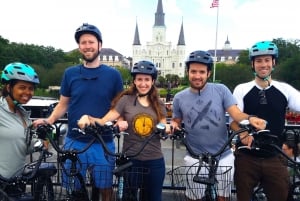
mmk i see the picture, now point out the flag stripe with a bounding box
[210,0,219,8]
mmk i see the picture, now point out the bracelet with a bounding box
[247,115,257,120]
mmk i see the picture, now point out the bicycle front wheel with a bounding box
[33,177,54,201]
[289,182,300,201]
[0,189,12,201]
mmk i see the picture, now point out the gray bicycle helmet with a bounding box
[249,41,278,60]
[1,62,39,84]
[185,50,214,71]
[131,60,158,80]
[75,23,102,44]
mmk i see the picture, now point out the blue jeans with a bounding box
[123,157,165,201]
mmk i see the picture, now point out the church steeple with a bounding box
[177,20,185,46]
[154,0,165,26]
[223,35,232,50]
[133,20,141,45]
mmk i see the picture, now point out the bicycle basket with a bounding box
[167,165,233,201]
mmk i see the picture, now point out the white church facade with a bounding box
[132,0,186,78]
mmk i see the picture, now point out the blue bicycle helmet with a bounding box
[131,60,158,80]
[249,41,278,60]
[1,62,39,84]
[75,23,102,44]
[185,50,214,71]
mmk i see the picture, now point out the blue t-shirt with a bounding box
[172,83,236,156]
[60,64,123,141]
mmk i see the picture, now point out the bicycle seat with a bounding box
[22,162,57,177]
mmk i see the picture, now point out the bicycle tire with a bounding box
[33,177,54,201]
[252,187,267,201]
[289,182,300,201]
[202,186,218,201]
[0,189,13,201]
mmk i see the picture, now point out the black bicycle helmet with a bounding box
[185,50,214,71]
[1,62,39,84]
[131,60,158,80]
[75,23,102,44]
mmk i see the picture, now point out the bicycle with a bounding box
[168,120,257,201]
[35,123,108,201]
[234,121,300,201]
[82,121,167,201]
[0,125,57,201]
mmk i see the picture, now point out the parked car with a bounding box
[23,96,59,119]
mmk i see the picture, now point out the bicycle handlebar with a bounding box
[35,122,167,175]
[170,120,255,162]
[34,124,98,176]
[82,122,167,174]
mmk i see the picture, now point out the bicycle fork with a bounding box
[116,175,124,201]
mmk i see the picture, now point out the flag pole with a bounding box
[212,3,219,83]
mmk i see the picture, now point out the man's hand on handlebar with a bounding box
[248,116,267,130]
[32,118,51,128]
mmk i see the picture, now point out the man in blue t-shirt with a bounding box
[33,23,123,201]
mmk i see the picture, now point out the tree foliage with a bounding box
[0,36,299,94]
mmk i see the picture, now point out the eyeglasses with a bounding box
[258,90,267,105]
[80,66,98,80]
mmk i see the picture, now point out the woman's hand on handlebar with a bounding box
[77,115,92,129]
[115,120,128,132]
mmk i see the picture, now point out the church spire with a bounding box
[154,0,165,26]
[177,19,185,45]
[133,19,141,45]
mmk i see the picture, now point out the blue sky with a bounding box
[0,0,299,57]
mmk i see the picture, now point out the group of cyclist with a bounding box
[1,22,300,201]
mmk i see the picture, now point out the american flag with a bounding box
[210,0,219,8]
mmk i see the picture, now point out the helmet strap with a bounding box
[253,71,272,86]
[6,84,21,111]
[133,86,153,106]
[252,61,274,87]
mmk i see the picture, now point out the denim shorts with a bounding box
[62,137,115,189]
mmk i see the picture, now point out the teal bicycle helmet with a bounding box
[249,41,278,60]
[131,60,158,80]
[185,50,214,71]
[1,62,39,84]
[75,23,102,43]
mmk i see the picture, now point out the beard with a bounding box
[190,79,207,91]
[82,51,99,63]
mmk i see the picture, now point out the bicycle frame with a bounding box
[169,122,252,201]
[35,124,98,201]
[82,122,166,201]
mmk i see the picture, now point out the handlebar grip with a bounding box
[113,161,133,175]
[160,131,168,140]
